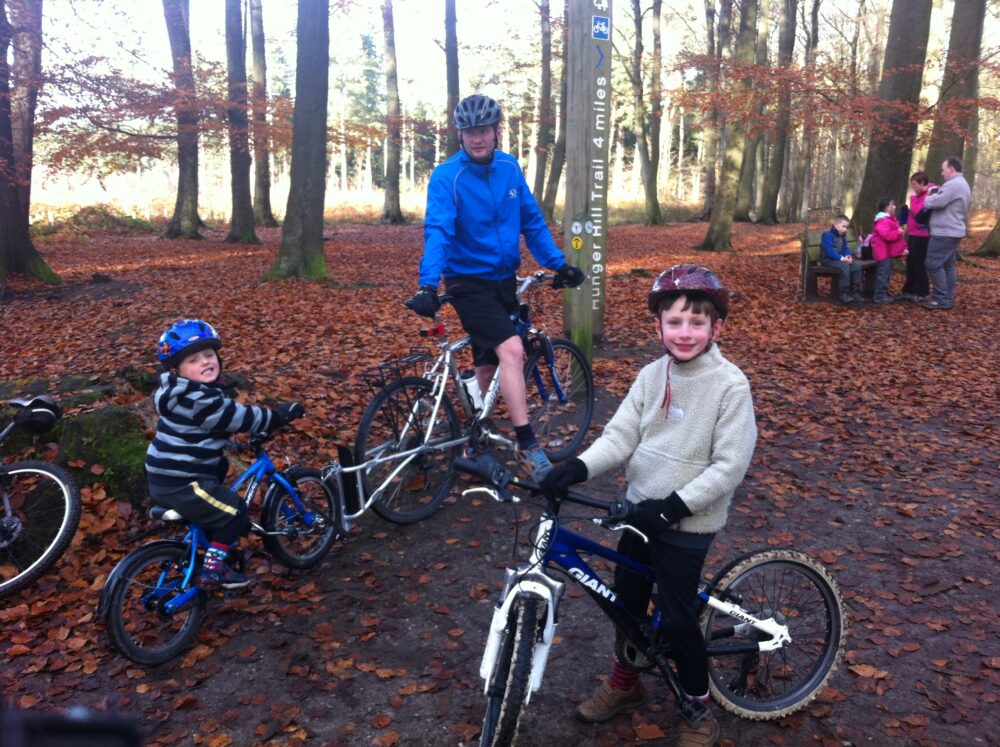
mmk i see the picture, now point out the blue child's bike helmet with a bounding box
[156,319,222,368]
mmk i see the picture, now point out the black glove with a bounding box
[405,286,441,317]
[274,402,305,427]
[553,264,585,289]
[539,457,588,499]
[629,492,692,538]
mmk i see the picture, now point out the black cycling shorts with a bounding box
[444,275,519,367]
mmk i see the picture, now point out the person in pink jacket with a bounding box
[901,172,934,301]
[871,197,908,303]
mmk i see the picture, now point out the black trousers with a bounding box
[614,530,711,696]
[902,234,930,297]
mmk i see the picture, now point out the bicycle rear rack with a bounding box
[361,347,434,393]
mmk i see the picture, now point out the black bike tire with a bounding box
[701,549,846,720]
[105,542,206,665]
[0,461,82,599]
[479,596,543,747]
[261,466,342,570]
[355,376,461,524]
[523,338,594,462]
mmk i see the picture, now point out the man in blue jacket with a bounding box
[406,94,584,480]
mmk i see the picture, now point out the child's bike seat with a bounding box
[149,506,184,523]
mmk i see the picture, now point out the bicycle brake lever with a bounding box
[594,518,649,543]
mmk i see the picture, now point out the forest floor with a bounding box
[1,216,999,747]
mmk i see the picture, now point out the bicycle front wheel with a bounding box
[262,466,341,570]
[480,596,545,747]
[104,542,206,665]
[355,376,461,524]
[523,338,594,461]
[701,549,846,720]
[0,461,81,598]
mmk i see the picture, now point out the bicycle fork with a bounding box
[480,564,566,703]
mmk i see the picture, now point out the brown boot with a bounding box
[675,709,720,747]
[575,679,647,723]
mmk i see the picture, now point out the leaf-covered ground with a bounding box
[1,217,998,746]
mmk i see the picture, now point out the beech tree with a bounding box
[268,0,329,280]
[444,0,459,158]
[163,0,201,239]
[757,0,795,225]
[531,0,552,199]
[699,0,733,216]
[852,0,932,233]
[249,0,278,226]
[541,13,567,222]
[628,0,663,225]
[733,0,768,222]
[0,0,56,289]
[700,0,757,250]
[381,0,404,224]
[224,0,258,244]
[9,0,41,225]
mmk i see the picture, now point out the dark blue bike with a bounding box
[99,431,340,665]
[455,456,846,747]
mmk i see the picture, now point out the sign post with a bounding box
[563,0,612,360]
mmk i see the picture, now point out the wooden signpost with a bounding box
[563,0,613,360]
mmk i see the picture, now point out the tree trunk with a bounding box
[224,0,258,244]
[444,0,460,158]
[381,0,404,224]
[792,0,820,223]
[9,0,41,226]
[852,0,932,234]
[531,0,552,199]
[973,216,1000,258]
[923,0,985,175]
[268,0,329,279]
[249,0,278,227]
[757,0,796,224]
[699,0,732,215]
[541,10,567,222]
[162,0,201,239]
[700,0,756,250]
[630,0,663,226]
[733,0,768,222]
[0,0,56,288]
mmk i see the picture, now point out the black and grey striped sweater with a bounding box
[145,372,277,481]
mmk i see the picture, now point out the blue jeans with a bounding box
[874,259,894,301]
[820,258,862,298]
[926,236,960,305]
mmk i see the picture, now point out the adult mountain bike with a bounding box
[0,396,81,599]
[348,271,594,525]
[456,456,846,747]
[99,426,339,665]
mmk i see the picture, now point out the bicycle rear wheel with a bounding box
[523,338,594,461]
[0,461,81,598]
[701,549,846,720]
[480,596,545,747]
[262,466,341,569]
[104,542,206,665]
[355,376,461,524]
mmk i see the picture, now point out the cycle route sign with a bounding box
[563,0,613,351]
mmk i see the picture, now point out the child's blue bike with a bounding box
[455,456,846,747]
[98,431,340,665]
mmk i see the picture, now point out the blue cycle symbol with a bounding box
[592,16,610,40]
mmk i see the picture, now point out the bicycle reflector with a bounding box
[419,323,447,338]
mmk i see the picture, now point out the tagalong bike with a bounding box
[0,396,81,599]
[99,427,339,665]
[339,271,594,526]
[455,456,846,747]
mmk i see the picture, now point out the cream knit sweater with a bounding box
[579,345,757,534]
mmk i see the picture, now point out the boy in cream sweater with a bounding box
[541,264,757,747]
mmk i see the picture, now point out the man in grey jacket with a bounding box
[921,156,971,310]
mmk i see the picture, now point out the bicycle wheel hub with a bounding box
[0,516,23,549]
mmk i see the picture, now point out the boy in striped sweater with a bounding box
[146,319,303,589]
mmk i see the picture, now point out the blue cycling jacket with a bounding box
[419,149,566,288]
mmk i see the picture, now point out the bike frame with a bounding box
[480,514,792,704]
[326,273,571,529]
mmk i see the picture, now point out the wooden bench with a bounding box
[801,228,877,302]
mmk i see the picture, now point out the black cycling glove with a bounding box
[405,286,441,317]
[274,402,306,427]
[539,457,588,499]
[630,492,692,538]
[553,264,585,289]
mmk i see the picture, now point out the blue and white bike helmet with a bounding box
[156,319,222,368]
[454,94,502,130]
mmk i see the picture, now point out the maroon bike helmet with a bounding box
[647,264,730,319]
